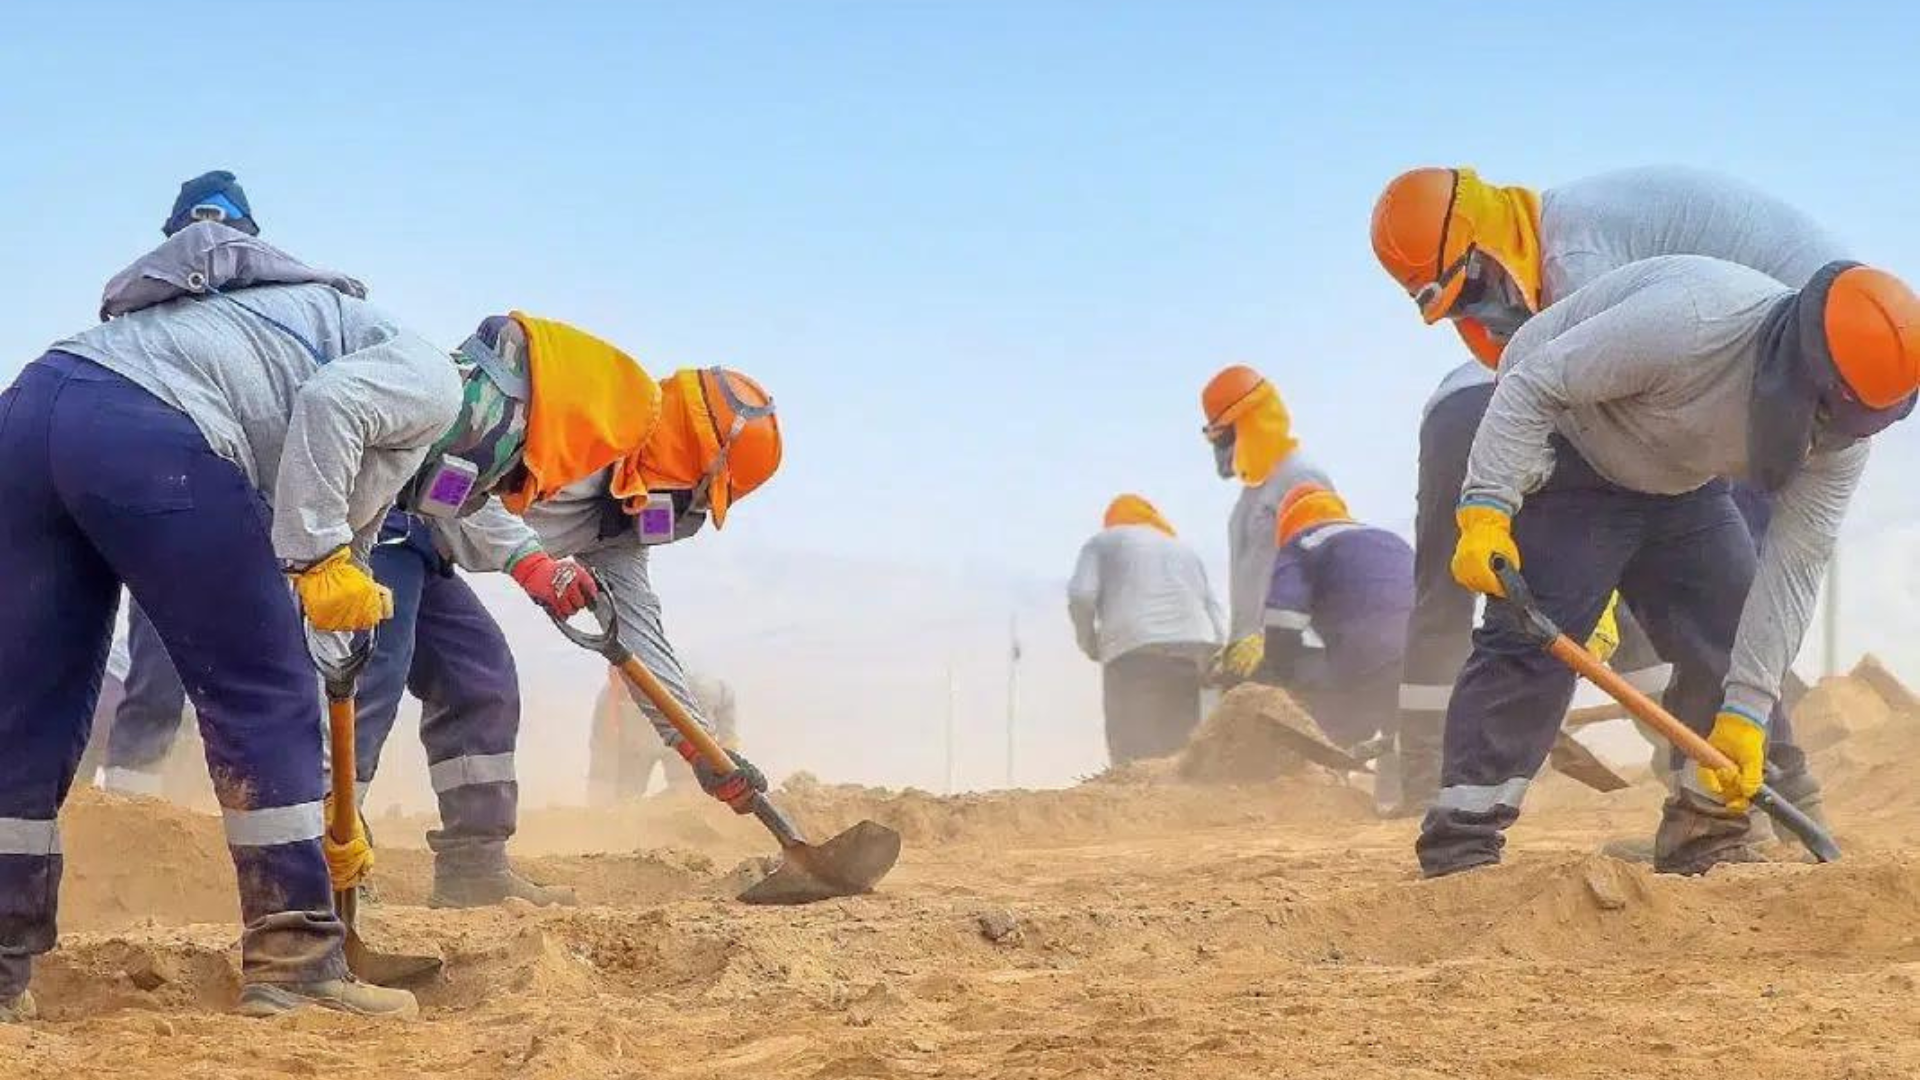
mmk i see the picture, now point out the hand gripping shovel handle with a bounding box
[551,594,807,848]
[1490,556,1839,863]
[312,633,375,848]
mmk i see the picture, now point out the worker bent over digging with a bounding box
[1413,254,1919,877]
[1260,484,1412,783]
[1373,165,1853,825]
[0,217,657,1021]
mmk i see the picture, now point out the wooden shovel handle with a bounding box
[327,697,359,844]
[1544,634,1738,774]
[615,656,737,773]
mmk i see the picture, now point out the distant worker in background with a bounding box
[1371,164,1845,826]
[589,670,740,804]
[1260,484,1413,785]
[1199,366,1332,683]
[1068,495,1225,764]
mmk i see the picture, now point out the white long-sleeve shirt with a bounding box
[1068,525,1225,665]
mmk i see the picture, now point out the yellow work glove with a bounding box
[321,792,375,892]
[1449,505,1519,597]
[1698,710,1766,813]
[1586,591,1622,663]
[291,547,394,632]
[1222,634,1266,679]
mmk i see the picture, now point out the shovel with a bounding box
[314,634,445,985]
[1547,729,1630,793]
[551,593,902,905]
[1490,556,1839,863]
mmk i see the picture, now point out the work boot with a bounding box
[234,978,418,1019]
[0,990,36,1024]
[1652,790,1765,876]
[429,863,578,909]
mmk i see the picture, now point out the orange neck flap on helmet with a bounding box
[498,313,660,515]
[1227,382,1297,487]
[610,367,781,529]
[1274,483,1350,546]
[1443,168,1544,320]
[1103,494,1175,537]
[1372,167,1544,334]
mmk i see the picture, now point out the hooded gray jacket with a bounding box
[1464,255,1867,721]
[57,224,460,567]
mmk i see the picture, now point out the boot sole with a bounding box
[235,984,420,1020]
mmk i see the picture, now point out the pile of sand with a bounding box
[25,662,1920,1080]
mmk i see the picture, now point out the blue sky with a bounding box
[4,0,1917,586]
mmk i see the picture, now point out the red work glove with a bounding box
[510,551,599,618]
[677,740,768,813]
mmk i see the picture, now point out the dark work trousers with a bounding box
[1418,443,1762,877]
[103,600,192,783]
[1102,649,1204,764]
[354,513,522,875]
[1299,662,1400,750]
[0,353,342,997]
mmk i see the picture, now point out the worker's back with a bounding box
[1068,525,1224,664]
[1280,522,1413,677]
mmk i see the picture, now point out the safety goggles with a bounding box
[684,367,778,515]
[188,193,247,225]
[1412,244,1478,321]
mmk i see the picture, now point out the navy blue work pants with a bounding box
[0,353,341,993]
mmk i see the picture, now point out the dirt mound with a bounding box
[771,771,1374,847]
[60,789,238,931]
[1796,655,1919,753]
[32,925,240,1020]
[1177,684,1340,783]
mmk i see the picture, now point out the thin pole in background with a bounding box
[945,660,958,795]
[1005,613,1020,789]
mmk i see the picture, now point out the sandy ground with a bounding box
[13,674,1920,1080]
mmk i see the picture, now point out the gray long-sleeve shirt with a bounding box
[57,282,460,566]
[520,469,717,749]
[428,499,544,573]
[1540,166,1849,302]
[1227,452,1333,642]
[1068,525,1225,665]
[1464,255,1867,721]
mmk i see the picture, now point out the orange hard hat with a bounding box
[1274,483,1350,546]
[1104,493,1175,536]
[696,367,781,526]
[633,367,781,529]
[1371,168,1463,322]
[1825,265,1920,409]
[1201,365,1270,432]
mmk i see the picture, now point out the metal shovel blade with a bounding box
[1753,783,1842,864]
[738,820,903,906]
[1547,730,1630,793]
[337,887,444,987]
